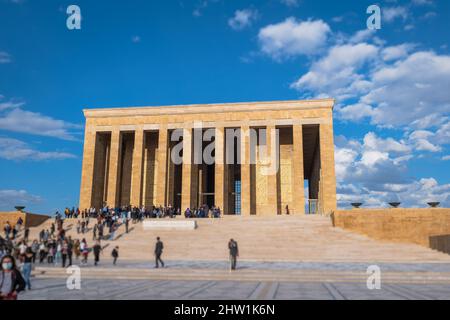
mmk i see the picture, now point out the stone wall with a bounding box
[0,211,49,229]
[333,208,450,253]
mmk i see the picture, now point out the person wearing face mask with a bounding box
[0,255,25,300]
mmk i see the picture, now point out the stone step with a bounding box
[24,215,450,263]
[32,266,450,284]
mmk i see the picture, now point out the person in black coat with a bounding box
[93,241,102,266]
[228,239,239,270]
[154,237,164,268]
[0,255,25,300]
[111,246,119,265]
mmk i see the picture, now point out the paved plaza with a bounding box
[20,277,450,300]
[19,260,450,300]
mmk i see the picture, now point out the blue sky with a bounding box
[0,0,449,213]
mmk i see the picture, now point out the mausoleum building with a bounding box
[79,99,337,215]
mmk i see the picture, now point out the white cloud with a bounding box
[348,29,376,44]
[0,137,76,161]
[381,43,415,61]
[291,42,378,100]
[335,133,450,208]
[228,9,258,31]
[363,51,450,127]
[408,130,442,152]
[422,11,437,19]
[412,0,433,6]
[337,103,374,122]
[131,35,141,43]
[258,18,330,61]
[0,99,24,111]
[292,28,450,130]
[0,108,82,141]
[383,6,409,22]
[335,132,410,185]
[0,189,42,211]
[435,121,450,145]
[442,155,450,161]
[335,147,358,180]
[192,0,219,17]
[0,51,12,64]
[364,132,411,154]
[280,0,299,7]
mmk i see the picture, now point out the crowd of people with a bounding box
[0,203,235,300]
[60,204,222,221]
[0,210,127,300]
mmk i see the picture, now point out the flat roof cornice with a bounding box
[83,99,335,118]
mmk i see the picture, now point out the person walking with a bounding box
[18,240,27,263]
[98,224,104,240]
[111,246,119,265]
[73,239,80,261]
[80,239,89,265]
[22,248,33,290]
[3,222,11,240]
[67,238,73,267]
[38,242,46,264]
[47,242,54,264]
[92,224,97,240]
[228,238,239,271]
[109,222,116,241]
[24,228,30,242]
[61,240,68,268]
[50,223,55,237]
[93,241,102,266]
[31,240,39,264]
[54,241,62,266]
[154,237,164,268]
[0,255,25,300]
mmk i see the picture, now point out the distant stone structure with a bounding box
[0,210,49,228]
[79,99,337,215]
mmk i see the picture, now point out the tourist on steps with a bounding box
[22,248,33,290]
[80,239,89,265]
[154,237,164,268]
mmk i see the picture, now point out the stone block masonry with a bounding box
[79,99,337,216]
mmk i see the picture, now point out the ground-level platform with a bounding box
[23,260,450,300]
[20,215,450,300]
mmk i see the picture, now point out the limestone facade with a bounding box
[79,99,337,215]
[333,208,450,253]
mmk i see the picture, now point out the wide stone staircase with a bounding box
[27,215,450,263]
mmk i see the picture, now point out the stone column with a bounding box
[106,127,121,208]
[130,127,144,207]
[79,124,96,210]
[292,124,305,215]
[319,122,337,215]
[265,125,278,215]
[240,125,251,216]
[155,126,168,207]
[181,127,193,211]
[214,127,225,212]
